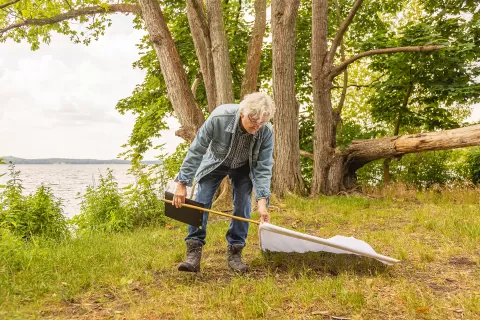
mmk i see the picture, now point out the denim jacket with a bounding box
[175,104,274,202]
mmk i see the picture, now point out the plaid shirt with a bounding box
[222,124,254,169]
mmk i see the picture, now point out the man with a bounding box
[172,92,275,273]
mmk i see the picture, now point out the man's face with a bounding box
[240,113,268,134]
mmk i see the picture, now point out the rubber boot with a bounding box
[178,239,203,272]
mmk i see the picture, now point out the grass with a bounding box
[1,187,479,319]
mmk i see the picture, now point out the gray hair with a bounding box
[239,92,275,121]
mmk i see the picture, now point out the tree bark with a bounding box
[138,0,205,142]
[240,0,267,99]
[271,0,305,196]
[311,0,338,195]
[186,0,217,112]
[206,0,235,105]
[346,124,480,165]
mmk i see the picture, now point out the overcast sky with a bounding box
[0,15,479,160]
[0,15,182,160]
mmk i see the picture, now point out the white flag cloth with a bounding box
[259,223,400,265]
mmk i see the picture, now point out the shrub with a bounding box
[464,147,480,184]
[123,164,165,228]
[0,164,69,240]
[72,169,130,233]
[357,150,470,189]
[392,151,456,189]
[73,166,166,233]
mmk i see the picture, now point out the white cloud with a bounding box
[0,14,181,160]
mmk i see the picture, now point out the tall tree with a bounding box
[138,0,205,142]
[271,0,305,196]
[306,0,479,195]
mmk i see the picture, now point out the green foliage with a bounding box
[0,227,26,275]
[73,169,130,233]
[157,143,189,181]
[464,147,480,184]
[73,167,165,233]
[0,164,69,240]
[364,4,479,134]
[393,151,457,189]
[0,0,118,50]
[123,164,166,228]
[357,149,476,189]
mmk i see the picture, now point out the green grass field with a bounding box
[1,187,479,319]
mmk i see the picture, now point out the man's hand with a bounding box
[258,198,270,223]
[173,183,187,208]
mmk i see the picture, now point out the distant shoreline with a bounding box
[1,156,161,165]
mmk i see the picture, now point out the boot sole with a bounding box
[228,264,249,274]
[178,263,200,273]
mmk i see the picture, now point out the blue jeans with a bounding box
[186,164,253,246]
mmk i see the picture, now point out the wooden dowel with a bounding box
[162,199,260,225]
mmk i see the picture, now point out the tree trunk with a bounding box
[186,0,217,112]
[206,0,235,105]
[240,0,267,99]
[344,124,480,182]
[138,0,205,142]
[271,0,305,196]
[311,0,338,195]
[300,124,480,190]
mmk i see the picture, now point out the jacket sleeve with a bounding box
[252,127,274,202]
[174,117,214,186]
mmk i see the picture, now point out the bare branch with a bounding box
[332,84,372,89]
[191,72,202,99]
[300,150,314,159]
[1,4,141,35]
[0,0,20,10]
[327,0,364,66]
[330,45,444,79]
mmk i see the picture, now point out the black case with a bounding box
[164,191,205,228]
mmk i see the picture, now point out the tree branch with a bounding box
[189,0,210,40]
[0,4,141,35]
[344,124,480,164]
[300,150,314,159]
[334,0,347,115]
[327,0,364,66]
[191,72,202,99]
[330,45,444,79]
[63,0,73,11]
[0,0,20,10]
[332,84,372,89]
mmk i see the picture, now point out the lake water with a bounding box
[0,164,138,218]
